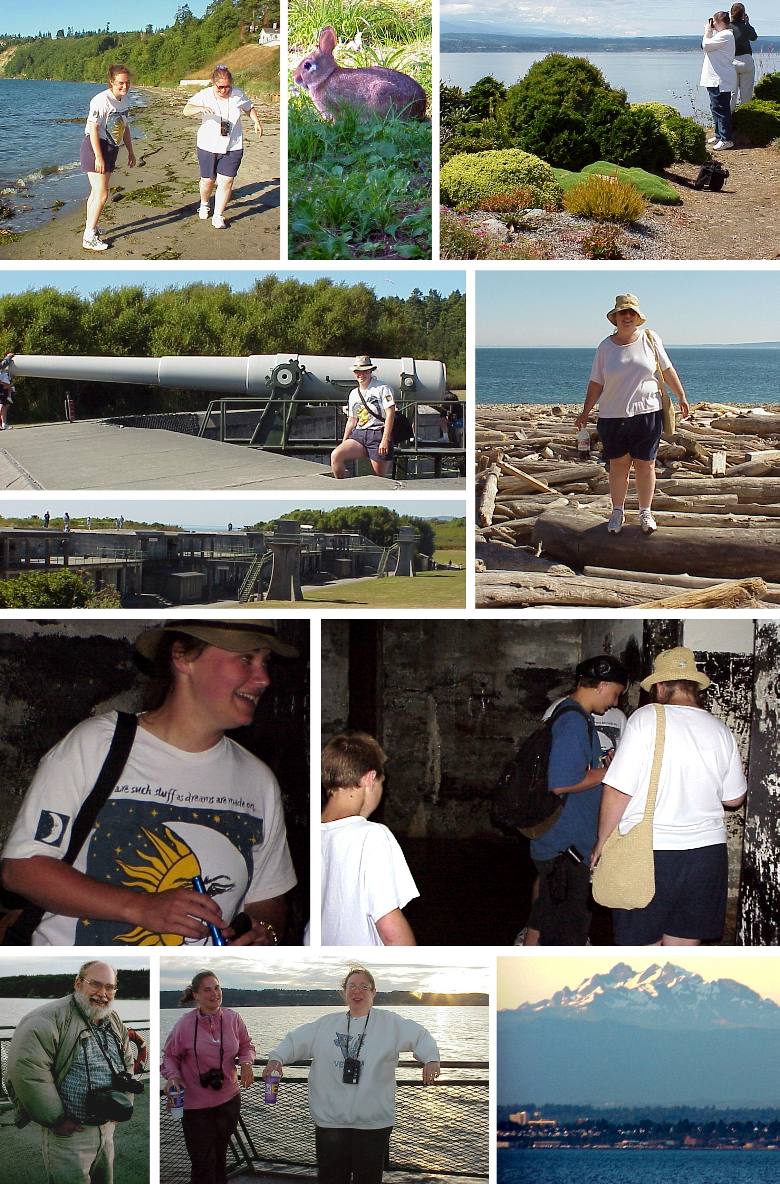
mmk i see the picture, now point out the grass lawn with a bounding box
[258,559,466,608]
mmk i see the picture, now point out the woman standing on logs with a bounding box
[575,294,690,536]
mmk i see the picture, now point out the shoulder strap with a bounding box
[644,328,667,390]
[548,701,595,745]
[2,712,138,946]
[62,711,138,863]
[354,384,386,423]
[639,704,666,822]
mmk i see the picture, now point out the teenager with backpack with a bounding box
[526,655,629,945]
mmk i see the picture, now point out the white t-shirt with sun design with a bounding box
[2,711,296,945]
[348,378,396,429]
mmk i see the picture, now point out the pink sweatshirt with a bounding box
[162,1008,256,1110]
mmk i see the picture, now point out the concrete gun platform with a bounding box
[0,422,464,490]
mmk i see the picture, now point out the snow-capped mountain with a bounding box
[512,962,780,1030]
[498,963,780,1106]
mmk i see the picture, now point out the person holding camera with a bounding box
[701,11,737,149]
[262,966,440,1184]
[162,971,255,1184]
[730,5,758,110]
[182,65,263,231]
[6,960,140,1184]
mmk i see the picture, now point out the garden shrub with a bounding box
[732,100,780,146]
[439,210,494,259]
[441,135,499,165]
[563,174,646,223]
[581,162,681,204]
[440,150,563,212]
[505,103,600,171]
[581,225,625,260]
[480,187,539,213]
[597,106,675,171]
[632,102,707,164]
[754,72,780,104]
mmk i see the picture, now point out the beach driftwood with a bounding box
[476,402,780,607]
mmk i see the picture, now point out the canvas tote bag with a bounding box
[592,703,665,910]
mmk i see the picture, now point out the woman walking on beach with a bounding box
[575,294,689,536]
[730,4,758,110]
[80,64,136,251]
[700,11,737,150]
[183,66,263,231]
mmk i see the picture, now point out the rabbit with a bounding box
[294,26,427,121]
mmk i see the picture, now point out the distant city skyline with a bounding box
[477,271,780,347]
[442,1,779,39]
[498,953,780,1008]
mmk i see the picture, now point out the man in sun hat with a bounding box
[1,620,298,946]
[592,645,747,946]
[330,354,397,479]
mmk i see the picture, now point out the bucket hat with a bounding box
[352,355,377,372]
[640,646,711,690]
[135,620,298,661]
[607,293,647,326]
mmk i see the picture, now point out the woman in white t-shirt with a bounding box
[80,63,136,251]
[591,647,747,946]
[331,355,397,478]
[575,293,690,536]
[183,65,263,230]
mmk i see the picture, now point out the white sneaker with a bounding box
[639,509,658,534]
[712,140,733,150]
[198,203,210,220]
[82,233,109,251]
[606,507,624,534]
[707,135,718,144]
[212,215,227,229]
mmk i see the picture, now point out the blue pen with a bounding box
[192,876,227,946]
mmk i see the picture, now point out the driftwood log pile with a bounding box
[476,403,780,608]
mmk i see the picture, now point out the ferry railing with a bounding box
[0,1022,150,1101]
[160,1059,488,1182]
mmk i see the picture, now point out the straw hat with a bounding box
[607,293,647,326]
[135,620,298,661]
[640,646,711,690]
[352,355,377,372]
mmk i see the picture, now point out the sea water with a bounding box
[0,78,145,232]
[477,347,780,406]
[442,51,780,119]
[499,1147,780,1184]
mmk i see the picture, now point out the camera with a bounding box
[114,1071,144,1096]
[85,1075,143,1124]
[342,1057,361,1085]
[199,1067,226,1090]
[220,119,231,137]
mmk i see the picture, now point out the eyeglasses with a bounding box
[82,979,118,993]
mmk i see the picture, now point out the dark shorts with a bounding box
[197,147,243,179]
[350,426,394,462]
[0,389,10,406]
[597,409,663,461]
[611,844,728,944]
[530,854,592,945]
[80,136,119,174]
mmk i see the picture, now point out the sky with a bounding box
[441,1,780,38]
[2,2,211,37]
[476,270,780,347]
[0,499,462,528]
[159,952,491,995]
[0,954,148,975]
[498,951,780,1009]
[0,269,465,302]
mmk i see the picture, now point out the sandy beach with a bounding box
[0,86,280,261]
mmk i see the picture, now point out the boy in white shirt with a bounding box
[321,732,418,946]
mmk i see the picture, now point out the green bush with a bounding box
[440,150,563,212]
[563,174,646,223]
[754,72,780,103]
[632,102,707,164]
[733,99,780,146]
[502,54,625,127]
[441,135,499,165]
[581,162,681,204]
[505,102,600,171]
[598,106,674,171]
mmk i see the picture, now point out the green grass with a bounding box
[290,0,430,52]
[261,566,465,608]
[289,99,431,258]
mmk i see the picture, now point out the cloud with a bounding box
[441,1,777,37]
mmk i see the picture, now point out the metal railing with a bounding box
[238,552,272,602]
[1,1022,150,1101]
[160,1059,488,1183]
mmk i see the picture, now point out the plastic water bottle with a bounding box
[576,427,591,456]
[264,1072,280,1105]
[168,1083,185,1120]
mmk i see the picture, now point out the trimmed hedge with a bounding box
[440,149,563,212]
[733,99,780,146]
[632,102,708,164]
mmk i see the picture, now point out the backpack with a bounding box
[693,161,729,192]
[492,702,595,839]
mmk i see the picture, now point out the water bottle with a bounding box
[576,427,591,457]
[168,1083,185,1120]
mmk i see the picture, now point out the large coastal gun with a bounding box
[9,353,448,451]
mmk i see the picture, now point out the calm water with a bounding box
[499,1148,780,1184]
[477,347,780,406]
[0,79,146,231]
[442,51,780,118]
[0,995,149,1025]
